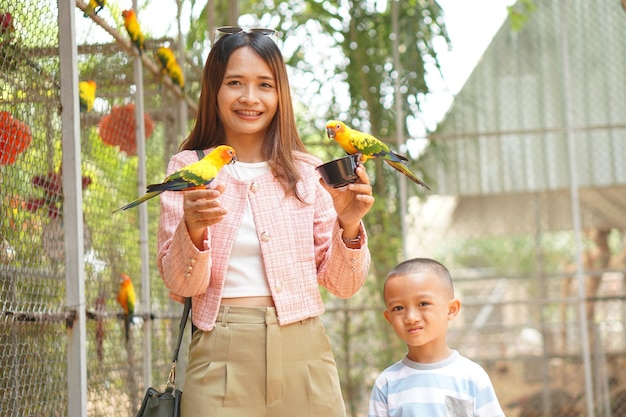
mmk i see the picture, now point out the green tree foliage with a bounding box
[507,0,537,32]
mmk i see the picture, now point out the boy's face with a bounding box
[383,272,460,360]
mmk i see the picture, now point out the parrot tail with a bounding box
[113,190,162,213]
[385,160,431,190]
[124,314,131,342]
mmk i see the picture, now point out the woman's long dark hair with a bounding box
[180,32,307,198]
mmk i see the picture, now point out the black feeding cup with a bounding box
[316,154,360,188]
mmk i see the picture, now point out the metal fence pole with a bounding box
[558,1,595,416]
[58,1,88,416]
[176,0,189,144]
[131,0,153,389]
[391,0,408,259]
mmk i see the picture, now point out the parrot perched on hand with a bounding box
[122,9,144,55]
[326,120,430,190]
[113,145,237,212]
[116,273,136,342]
[155,46,184,90]
[83,0,106,17]
[79,80,97,112]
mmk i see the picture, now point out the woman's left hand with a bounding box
[320,163,374,236]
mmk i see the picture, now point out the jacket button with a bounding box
[260,232,270,242]
[250,182,259,192]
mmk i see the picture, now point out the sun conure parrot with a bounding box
[116,273,136,342]
[113,145,237,212]
[326,120,430,190]
[83,0,106,17]
[79,80,97,112]
[122,9,144,55]
[155,46,184,90]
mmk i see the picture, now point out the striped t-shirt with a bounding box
[368,351,505,417]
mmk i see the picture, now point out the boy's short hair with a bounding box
[385,258,454,298]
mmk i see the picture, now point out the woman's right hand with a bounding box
[183,183,227,249]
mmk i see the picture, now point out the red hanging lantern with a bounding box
[98,103,154,156]
[0,111,33,165]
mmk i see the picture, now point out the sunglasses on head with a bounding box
[214,26,280,41]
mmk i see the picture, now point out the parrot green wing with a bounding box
[351,132,391,157]
[147,161,216,193]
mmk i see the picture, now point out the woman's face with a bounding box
[217,46,278,143]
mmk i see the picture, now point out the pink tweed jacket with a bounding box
[157,149,371,330]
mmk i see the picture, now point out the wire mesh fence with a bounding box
[0,0,625,417]
[1,0,191,415]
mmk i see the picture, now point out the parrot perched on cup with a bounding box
[122,9,144,55]
[325,120,430,190]
[116,273,136,342]
[113,145,237,212]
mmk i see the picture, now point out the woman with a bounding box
[157,27,374,417]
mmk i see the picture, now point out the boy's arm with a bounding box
[475,375,506,417]
[367,381,389,417]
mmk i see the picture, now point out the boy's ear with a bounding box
[383,310,391,324]
[447,298,461,320]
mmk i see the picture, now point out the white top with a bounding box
[222,161,272,298]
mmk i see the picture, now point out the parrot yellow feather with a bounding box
[84,0,106,17]
[326,120,430,190]
[79,80,97,113]
[116,273,136,342]
[114,145,237,212]
[122,9,144,55]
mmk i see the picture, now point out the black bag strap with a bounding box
[172,298,191,362]
[195,149,205,159]
[166,297,191,389]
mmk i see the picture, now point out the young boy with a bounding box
[368,258,505,417]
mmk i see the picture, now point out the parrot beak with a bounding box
[230,154,237,164]
[326,127,335,140]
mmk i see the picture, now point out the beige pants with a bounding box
[181,306,347,417]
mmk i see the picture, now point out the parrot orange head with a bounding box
[120,273,132,286]
[326,120,346,141]
[122,9,135,20]
[215,145,237,165]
